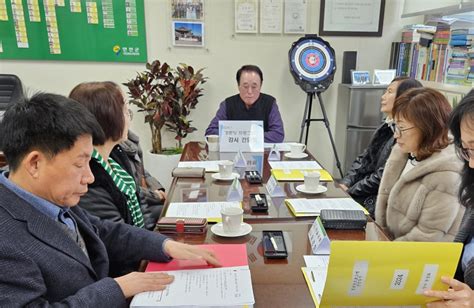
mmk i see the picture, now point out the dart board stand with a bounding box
[289,34,343,178]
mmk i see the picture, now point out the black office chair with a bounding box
[0,74,23,153]
[0,74,23,112]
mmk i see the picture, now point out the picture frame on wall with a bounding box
[171,0,204,21]
[172,21,204,47]
[319,0,385,37]
[351,70,371,85]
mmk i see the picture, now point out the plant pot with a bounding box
[144,150,181,192]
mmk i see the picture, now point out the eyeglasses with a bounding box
[456,145,474,161]
[390,123,415,137]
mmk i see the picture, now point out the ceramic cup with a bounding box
[290,143,306,156]
[304,171,321,191]
[206,135,219,152]
[221,207,243,234]
[218,161,234,177]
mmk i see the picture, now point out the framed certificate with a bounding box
[319,0,385,37]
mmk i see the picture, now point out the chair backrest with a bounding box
[0,74,23,112]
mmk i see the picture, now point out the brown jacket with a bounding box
[376,144,464,241]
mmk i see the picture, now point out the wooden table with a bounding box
[167,221,390,307]
[158,142,391,307]
[167,142,350,222]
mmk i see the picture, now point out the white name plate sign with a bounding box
[218,120,264,152]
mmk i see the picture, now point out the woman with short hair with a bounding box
[69,82,145,229]
[375,87,464,242]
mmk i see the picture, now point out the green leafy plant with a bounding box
[124,60,207,154]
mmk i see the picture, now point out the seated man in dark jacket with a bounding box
[340,77,422,216]
[0,93,219,307]
[205,64,284,143]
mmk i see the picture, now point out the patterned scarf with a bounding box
[92,149,145,228]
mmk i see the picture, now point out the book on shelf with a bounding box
[391,23,473,87]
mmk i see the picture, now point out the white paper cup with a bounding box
[290,143,306,156]
[218,161,234,177]
[221,207,243,233]
[206,135,219,152]
[304,171,321,191]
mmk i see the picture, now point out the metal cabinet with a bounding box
[335,84,387,175]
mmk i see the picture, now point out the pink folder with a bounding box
[146,244,248,272]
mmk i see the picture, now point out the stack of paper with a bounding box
[165,201,241,223]
[268,161,333,182]
[131,244,255,308]
[271,169,333,182]
[285,198,368,217]
[177,160,230,172]
[301,241,462,307]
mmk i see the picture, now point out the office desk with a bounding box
[166,142,349,222]
[167,221,390,307]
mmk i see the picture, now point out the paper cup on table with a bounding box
[290,143,306,156]
[221,207,243,233]
[304,171,321,191]
[206,135,219,152]
[218,161,234,177]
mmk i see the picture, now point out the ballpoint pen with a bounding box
[270,236,278,250]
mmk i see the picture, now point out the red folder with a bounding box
[146,244,248,272]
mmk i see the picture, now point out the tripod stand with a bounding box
[299,91,343,178]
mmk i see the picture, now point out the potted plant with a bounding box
[123,60,207,190]
[124,59,207,154]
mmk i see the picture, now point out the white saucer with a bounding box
[296,184,327,194]
[211,172,240,181]
[211,222,252,237]
[284,152,308,159]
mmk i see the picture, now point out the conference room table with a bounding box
[159,141,391,307]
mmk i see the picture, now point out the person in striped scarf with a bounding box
[70,81,147,234]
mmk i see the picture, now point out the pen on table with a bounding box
[270,236,278,250]
[311,270,316,282]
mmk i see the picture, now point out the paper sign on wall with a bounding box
[219,120,264,152]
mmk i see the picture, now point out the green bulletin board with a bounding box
[0,0,147,62]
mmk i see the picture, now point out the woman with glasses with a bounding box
[69,82,148,235]
[424,90,474,307]
[340,77,422,216]
[375,88,464,242]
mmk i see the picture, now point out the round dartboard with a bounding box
[289,35,336,93]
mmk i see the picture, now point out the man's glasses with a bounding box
[389,123,415,137]
[456,145,474,161]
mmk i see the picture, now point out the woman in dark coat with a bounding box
[424,90,474,307]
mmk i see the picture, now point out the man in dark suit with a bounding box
[0,93,219,307]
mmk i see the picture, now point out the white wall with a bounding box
[0,0,422,178]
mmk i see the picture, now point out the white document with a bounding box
[304,255,330,268]
[264,142,300,152]
[178,160,229,172]
[260,0,282,33]
[284,0,307,33]
[302,266,328,305]
[286,198,365,215]
[269,160,322,170]
[165,201,241,220]
[131,266,255,307]
[235,0,258,33]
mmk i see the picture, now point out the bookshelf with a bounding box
[419,80,472,95]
